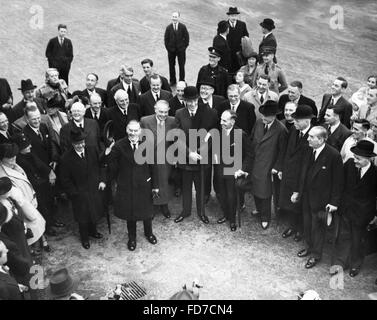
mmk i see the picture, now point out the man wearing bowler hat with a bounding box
[196,47,229,98]
[46,268,83,300]
[60,129,106,249]
[331,140,377,278]
[236,100,287,229]
[292,126,344,269]
[224,7,249,74]
[213,20,231,72]
[10,79,46,123]
[279,105,314,242]
[259,18,277,63]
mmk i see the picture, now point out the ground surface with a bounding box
[1,0,377,300]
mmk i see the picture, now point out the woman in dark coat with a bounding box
[108,120,159,251]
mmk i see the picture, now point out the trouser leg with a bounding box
[127,221,137,241]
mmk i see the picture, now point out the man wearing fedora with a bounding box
[45,24,73,85]
[164,11,190,86]
[279,105,314,242]
[10,79,46,123]
[196,47,229,98]
[331,140,377,277]
[224,7,249,74]
[46,268,82,300]
[174,86,218,224]
[213,20,231,72]
[60,128,106,249]
[237,100,287,229]
[292,126,344,269]
[259,18,277,63]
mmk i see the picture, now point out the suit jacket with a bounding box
[199,95,226,116]
[175,104,218,171]
[216,100,256,135]
[0,78,12,106]
[164,22,189,52]
[298,143,344,212]
[74,88,108,107]
[318,94,353,129]
[278,94,318,119]
[279,125,312,210]
[341,159,377,226]
[106,104,140,141]
[60,118,101,154]
[60,146,105,223]
[243,119,288,198]
[23,123,58,164]
[327,123,352,152]
[227,20,248,53]
[16,152,51,189]
[258,33,277,62]
[109,79,140,106]
[0,271,23,300]
[139,90,173,117]
[169,96,186,116]
[0,127,14,144]
[212,34,231,71]
[196,64,229,98]
[45,37,73,69]
[139,75,172,94]
[243,88,279,120]
[84,107,109,134]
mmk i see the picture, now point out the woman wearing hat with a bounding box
[332,140,377,278]
[235,70,252,100]
[238,51,259,88]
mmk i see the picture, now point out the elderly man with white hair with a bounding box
[60,101,101,153]
[106,89,140,141]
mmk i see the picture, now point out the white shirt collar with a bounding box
[122,80,131,91]
[360,162,371,179]
[313,143,326,160]
[330,121,341,134]
[118,106,127,115]
[220,34,227,40]
[75,149,85,158]
[29,125,41,135]
[73,120,84,128]
[156,116,165,126]
[301,125,311,136]
[230,100,241,112]
[91,109,100,117]
[264,31,273,38]
[0,129,8,137]
[331,95,341,105]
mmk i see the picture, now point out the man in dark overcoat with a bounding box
[60,129,106,249]
[108,120,159,251]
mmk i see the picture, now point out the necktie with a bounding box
[132,143,137,151]
[6,131,10,139]
[190,112,194,118]
[81,152,85,160]
[155,93,159,101]
[356,167,361,182]
[299,131,303,139]
[127,85,132,98]
[94,112,98,120]
[366,105,372,119]
[330,98,334,106]
[263,124,268,135]
[37,130,43,140]
[260,94,264,104]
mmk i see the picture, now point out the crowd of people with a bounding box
[0,6,377,300]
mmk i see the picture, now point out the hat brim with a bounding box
[259,106,281,116]
[227,11,240,15]
[183,95,199,100]
[18,85,37,91]
[45,276,79,299]
[260,22,275,30]
[198,82,215,89]
[291,112,315,119]
[350,146,377,158]
[103,120,114,146]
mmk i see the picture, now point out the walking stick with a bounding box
[271,172,279,227]
[105,185,112,234]
[236,186,241,228]
[330,209,340,265]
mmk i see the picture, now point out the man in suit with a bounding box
[169,81,186,116]
[140,100,177,218]
[174,86,218,224]
[10,79,46,123]
[279,105,314,242]
[139,74,173,117]
[45,24,73,85]
[60,102,101,153]
[215,110,251,231]
[213,20,231,71]
[108,65,140,107]
[139,59,171,94]
[243,74,279,120]
[73,73,107,108]
[196,47,229,98]
[108,120,159,251]
[324,106,352,152]
[198,79,226,111]
[225,7,249,74]
[217,84,256,136]
[106,89,140,141]
[292,126,344,269]
[332,140,377,277]
[84,92,109,141]
[60,129,105,249]
[258,18,277,63]
[164,11,190,86]
[0,113,13,144]
[318,77,353,128]
[278,81,317,120]
[0,78,13,118]
[237,100,288,229]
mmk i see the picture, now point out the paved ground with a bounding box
[1,0,377,300]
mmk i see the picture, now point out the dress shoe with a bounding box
[127,240,136,251]
[146,234,157,245]
[305,257,319,269]
[329,265,342,276]
[90,232,103,239]
[261,221,269,230]
[82,241,90,250]
[162,208,171,219]
[199,215,209,224]
[293,232,303,242]
[230,223,237,231]
[217,216,227,224]
[53,220,65,228]
[349,268,360,277]
[282,228,293,238]
[297,248,310,257]
[174,215,185,223]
